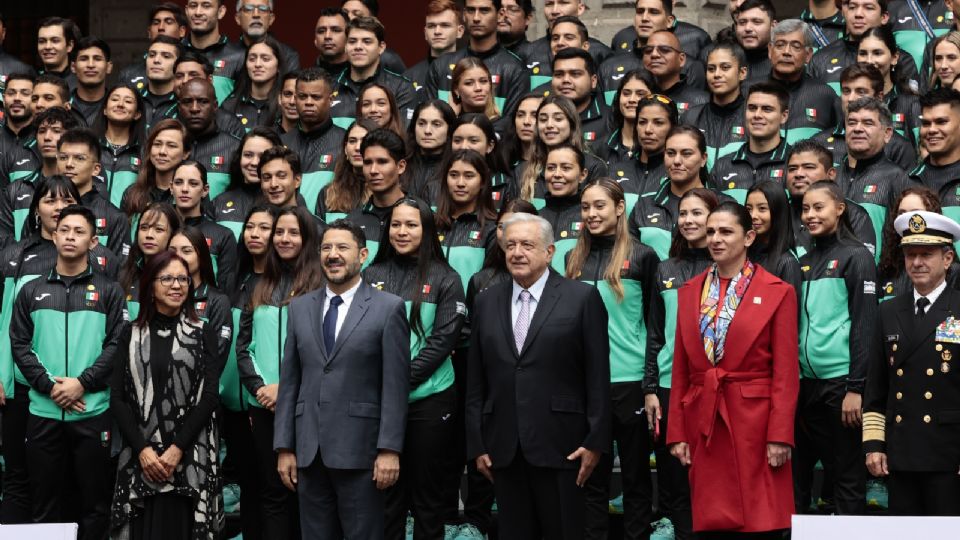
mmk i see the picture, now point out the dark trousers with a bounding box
[793,378,865,515]
[493,449,585,540]
[249,406,300,540]
[444,348,495,531]
[653,388,695,540]
[25,411,113,540]
[584,382,654,540]
[385,386,457,540]
[1,384,32,523]
[298,453,384,540]
[221,407,262,540]
[888,470,960,516]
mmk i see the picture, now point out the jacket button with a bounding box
[895,415,902,423]
[925,391,933,400]
[923,415,932,423]
[889,357,895,366]
[896,369,904,376]
[927,368,935,376]
[323,367,331,373]
[516,366,523,372]
[892,344,898,351]
[896,392,902,400]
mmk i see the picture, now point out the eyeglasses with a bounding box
[156,275,192,287]
[640,44,680,56]
[772,40,807,52]
[240,3,272,14]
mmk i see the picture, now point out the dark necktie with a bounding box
[916,296,930,319]
[323,295,343,356]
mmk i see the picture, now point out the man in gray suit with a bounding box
[274,219,410,540]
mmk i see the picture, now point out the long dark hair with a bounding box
[372,198,451,343]
[356,82,404,137]
[566,179,634,302]
[666,125,710,186]
[610,69,657,132]
[237,204,280,281]
[803,181,858,243]
[878,186,942,277]
[435,149,497,231]
[519,95,583,201]
[174,226,218,288]
[747,181,796,263]
[480,198,538,270]
[227,35,286,124]
[134,250,199,327]
[250,206,323,308]
[327,119,379,213]
[406,99,456,159]
[125,119,189,215]
[668,188,720,258]
[502,93,544,166]
[25,176,81,238]
[92,84,145,148]
[453,113,510,175]
[120,202,182,292]
[860,24,916,96]
[225,127,283,193]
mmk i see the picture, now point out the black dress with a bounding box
[110,312,222,540]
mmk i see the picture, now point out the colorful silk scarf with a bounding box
[698,260,755,365]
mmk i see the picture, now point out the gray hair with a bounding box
[848,96,894,129]
[771,19,813,50]
[502,212,554,249]
[237,0,274,12]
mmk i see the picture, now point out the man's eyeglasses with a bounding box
[239,4,272,14]
[156,275,192,287]
[641,44,680,57]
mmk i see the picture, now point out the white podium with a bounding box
[792,514,960,539]
[0,523,77,539]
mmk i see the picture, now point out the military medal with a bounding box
[944,349,953,362]
[943,362,951,373]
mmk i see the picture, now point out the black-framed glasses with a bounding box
[156,275,191,287]
[640,44,680,56]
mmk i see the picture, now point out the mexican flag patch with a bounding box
[805,108,817,120]
[320,154,333,166]
[422,284,432,294]
[211,156,225,166]
[827,259,839,270]
[85,291,99,302]
[96,218,107,228]
[864,185,877,194]
[196,301,207,312]
[584,132,597,141]
[571,222,582,231]
[214,59,226,70]
[731,126,744,136]
[469,231,481,241]
[770,169,784,178]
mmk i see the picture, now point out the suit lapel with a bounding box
[325,282,372,365]
[500,285,519,359]
[311,292,329,362]
[519,273,561,357]
[721,272,783,366]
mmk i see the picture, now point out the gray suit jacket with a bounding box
[273,280,410,469]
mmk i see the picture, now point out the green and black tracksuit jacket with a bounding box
[519,34,612,90]
[0,235,118,400]
[539,192,583,275]
[363,257,465,402]
[426,43,529,117]
[593,126,635,169]
[809,37,920,97]
[596,46,706,107]
[910,158,960,252]
[750,242,804,294]
[788,192,879,257]
[211,184,261,242]
[139,89,178,136]
[609,20,712,61]
[0,171,49,249]
[812,124,918,172]
[280,119,346,214]
[69,91,104,128]
[835,152,916,263]
[890,0,954,73]
[0,122,35,180]
[629,184,687,261]
[643,247,713,392]
[182,216,239,292]
[776,73,842,145]
[314,184,364,224]
[235,272,293,408]
[10,266,125,421]
[79,188,130,258]
[192,282,232,375]
[98,138,142,209]
[346,199,395,266]
[406,153,445,206]
[0,134,40,186]
[508,156,610,208]
[181,35,246,104]
[578,94,610,152]
[571,236,658,385]
[221,272,259,412]
[710,139,790,204]
[330,65,421,130]
[684,95,748,170]
[799,8,846,50]
[221,94,276,130]
[185,124,242,199]
[661,76,709,120]
[885,87,922,147]
[798,233,878,393]
[438,213,495,292]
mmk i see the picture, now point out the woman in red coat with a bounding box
[667,202,799,538]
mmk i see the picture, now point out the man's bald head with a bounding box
[177,78,216,133]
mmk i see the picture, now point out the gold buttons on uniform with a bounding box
[924,415,932,423]
[897,368,904,376]
[927,368,935,376]
[896,392,903,400]
[925,391,933,399]
[937,344,944,351]
[895,415,902,423]
[893,344,898,351]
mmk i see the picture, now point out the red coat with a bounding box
[666,265,799,533]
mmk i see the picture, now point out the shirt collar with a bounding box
[915,278,948,307]
[327,278,362,304]
[512,269,550,304]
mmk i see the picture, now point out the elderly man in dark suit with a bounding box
[274,219,410,540]
[466,212,612,540]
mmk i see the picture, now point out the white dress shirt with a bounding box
[511,269,550,327]
[323,279,362,341]
[914,279,948,315]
